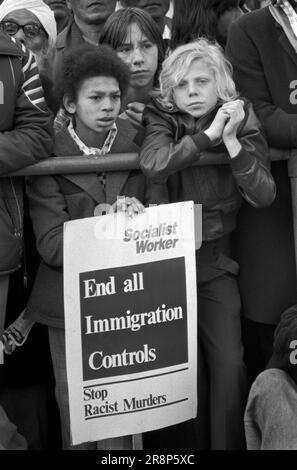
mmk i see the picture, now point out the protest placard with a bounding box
[64,201,201,445]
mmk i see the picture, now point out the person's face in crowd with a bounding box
[217,7,243,43]
[173,60,218,118]
[64,76,121,140]
[69,0,117,25]
[43,0,69,20]
[2,9,48,54]
[121,0,170,22]
[116,22,158,89]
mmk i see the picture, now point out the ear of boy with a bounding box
[63,95,76,115]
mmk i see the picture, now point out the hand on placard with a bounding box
[113,196,145,218]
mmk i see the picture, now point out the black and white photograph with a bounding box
[0,0,296,458]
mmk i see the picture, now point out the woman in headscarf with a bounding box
[0,0,56,55]
[0,0,57,110]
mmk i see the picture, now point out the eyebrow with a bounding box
[88,90,121,94]
[121,39,152,46]
[178,74,210,82]
[3,17,41,26]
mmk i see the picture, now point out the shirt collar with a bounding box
[67,119,118,156]
[163,24,171,40]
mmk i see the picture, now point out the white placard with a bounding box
[64,201,201,446]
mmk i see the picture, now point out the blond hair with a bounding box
[159,38,238,110]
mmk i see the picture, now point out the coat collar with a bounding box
[55,19,84,50]
[274,19,297,67]
[105,120,140,205]
[54,118,140,205]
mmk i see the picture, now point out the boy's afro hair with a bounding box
[54,44,131,106]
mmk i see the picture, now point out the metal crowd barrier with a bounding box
[7,147,297,277]
[8,147,291,176]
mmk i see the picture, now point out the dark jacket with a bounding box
[53,20,85,81]
[43,20,86,113]
[226,7,297,324]
[140,97,276,242]
[25,120,152,328]
[0,33,53,275]
[227,7,297,149]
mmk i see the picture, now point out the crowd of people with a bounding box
[0,0,297,451]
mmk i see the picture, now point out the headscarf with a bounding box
[0,0,57,48]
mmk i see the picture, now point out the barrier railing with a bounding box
[9,147,291,176]
[6,147,297,279]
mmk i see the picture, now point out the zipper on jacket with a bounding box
[23,241,28,289]
[9,177,26,285]
[9,177,22,229]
